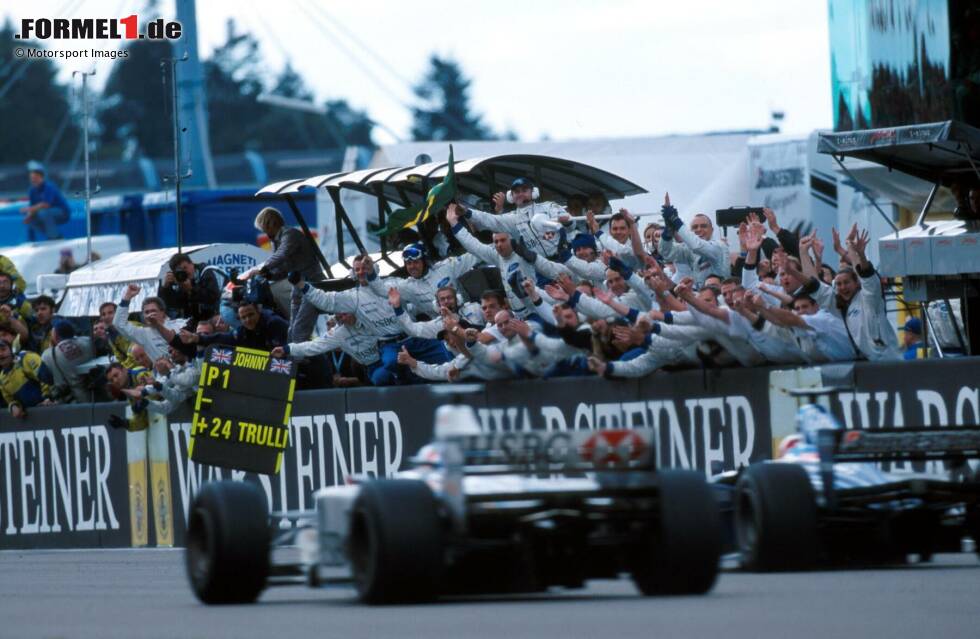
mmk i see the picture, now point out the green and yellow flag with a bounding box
[374,145,457,237]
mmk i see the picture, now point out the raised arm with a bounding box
[301,283,357,314]
[798,232,820,279]
[592,287,641,322]
[447,205,499,264]
[625,210,646,262]
[758,304,808,330]
[391,288,443,339]
[467,207,519,235]
[674,280,730,324]
[848,228,885,312]
[283,329,344,359]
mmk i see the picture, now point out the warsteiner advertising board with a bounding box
[189,345,297,474]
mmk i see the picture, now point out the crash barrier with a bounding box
[1,358,978,550]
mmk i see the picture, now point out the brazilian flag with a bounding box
[374,145,457,237]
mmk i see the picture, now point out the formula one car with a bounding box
[185,404,722,604]
[724,404,980,571]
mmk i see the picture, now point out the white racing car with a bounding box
[185,400,722,604]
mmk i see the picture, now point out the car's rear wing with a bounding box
[818,427,980,464]
[816,426,980,507]
[444,428,656,475]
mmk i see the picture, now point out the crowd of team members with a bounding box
[0,176,932,424]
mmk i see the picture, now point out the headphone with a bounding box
[506,186,540,204]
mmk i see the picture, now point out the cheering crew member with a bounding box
[0,338,55,418]
[752,293,856,363]
[371,242,481,319]
[811,228,901,361]
[584,208,645,271]
[463,177,571,258]
[658,193,731,284]
[446,204,538,318]
[272,312,381,387]
[294,254,450,385]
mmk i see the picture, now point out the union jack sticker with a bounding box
[210,348,233,365]
[270,358,292,375]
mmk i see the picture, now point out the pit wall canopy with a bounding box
[58,243,271,317]
[817,121,980,185]
[256,152,647,209]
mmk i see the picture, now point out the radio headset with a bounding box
[506,186,540,204]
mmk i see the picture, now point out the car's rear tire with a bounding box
[349,480,445,604]
[967,505,980,562]
[185,480,270,604]
[735,463,819,571]
[631,470,721,595]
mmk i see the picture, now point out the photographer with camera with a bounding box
[157,253,220,326]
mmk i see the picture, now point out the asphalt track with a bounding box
[1,549,978,639]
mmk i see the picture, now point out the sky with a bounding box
[6,0,834,145]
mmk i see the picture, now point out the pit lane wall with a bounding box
[1,358,978,549]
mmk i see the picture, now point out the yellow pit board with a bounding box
[189,345,297,474]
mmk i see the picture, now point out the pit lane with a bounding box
[1,549,977,639]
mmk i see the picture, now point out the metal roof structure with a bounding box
[256,153,648,206]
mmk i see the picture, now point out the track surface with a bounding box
[1,549,978,639]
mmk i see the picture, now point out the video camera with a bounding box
[715,206,767,227]
[227,268,273,307]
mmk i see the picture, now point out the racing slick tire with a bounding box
[735,463,819,571]
[185,480,270,604]
[631,470,721,595]
[349,479,445,604]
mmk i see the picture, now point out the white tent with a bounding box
[0,235,131,295]
[370,133,754,220]
[59,243,270,317]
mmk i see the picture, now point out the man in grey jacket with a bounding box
[243,206,325,342]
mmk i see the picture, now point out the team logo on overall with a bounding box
[210,348,233,365]
[270,358,292,375]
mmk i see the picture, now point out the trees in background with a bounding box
[0,20,80,165]
[0,18,512,168]
[411,54,511,142]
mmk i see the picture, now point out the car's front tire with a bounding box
[185,480,270,604]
